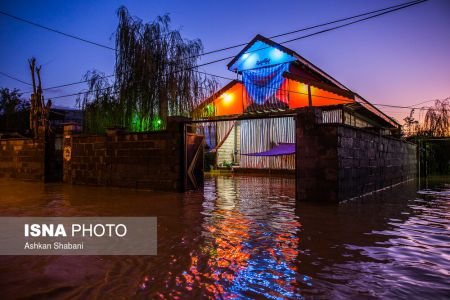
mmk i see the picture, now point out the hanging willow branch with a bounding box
[76,70,117,134]
[419,99,450,137]
[78,7,217,133]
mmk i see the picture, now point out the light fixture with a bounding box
[222,93,233,104]
[271,48,283,59]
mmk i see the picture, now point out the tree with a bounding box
[417,99,450,137]
[79,7,217,133]
[0,88,29,133]
[408,99,450,176]
[403,108,419,137]
[28,57,51,137]
[77,70,117,134]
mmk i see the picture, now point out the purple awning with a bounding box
[241,143,295,157]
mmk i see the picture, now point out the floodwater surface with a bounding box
[0,175,449,299]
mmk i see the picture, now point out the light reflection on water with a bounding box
[0,176,449,299]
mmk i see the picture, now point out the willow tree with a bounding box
[418,99,450,137]
[77,70,117,134]
[80,7,216,133]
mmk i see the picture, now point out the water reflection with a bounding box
[188,176,302,299]
[0,176,449,299]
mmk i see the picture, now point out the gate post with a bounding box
[167,117,204,192]
[295,107,340,202]
[166,117,200,192]
[62,122,81,184]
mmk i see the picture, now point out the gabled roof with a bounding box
[227,35,297,72]
[283,72,355,100]
[195,80,241,110]
[227,34,350,91]
[226,35,399,128]
[283,72,399,128]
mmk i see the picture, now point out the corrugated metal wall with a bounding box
[239,117,295,170]
[322,109,342,123]
[217,124,240,166]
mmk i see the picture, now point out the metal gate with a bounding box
[184,124,204,190]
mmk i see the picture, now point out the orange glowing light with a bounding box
[222,93,233,104]
[214,83,246,116]
[310,86,354,106]
[288,80,309,109]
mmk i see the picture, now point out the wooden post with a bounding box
[307,85,312,106]
[342,107,346,124]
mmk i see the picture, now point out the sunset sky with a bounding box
[1,0,449,123]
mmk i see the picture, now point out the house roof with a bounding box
[195,80,241,110]
[225,34,399,128]
[227,34,350,90]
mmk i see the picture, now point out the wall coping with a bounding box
[69,129,175,139]
[319,123,417,146]
[0,137,41,142]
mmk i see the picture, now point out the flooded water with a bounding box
[0,175,449,299]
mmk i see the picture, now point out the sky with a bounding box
[0,0,449,123]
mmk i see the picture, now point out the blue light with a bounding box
[242,53,258,70]
[271,48,283,59]
[229,40,296,71]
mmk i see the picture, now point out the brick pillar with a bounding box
[166,116,192,192]
[37,126,47,182]
[296,107,339,202]
[62,123,81,183]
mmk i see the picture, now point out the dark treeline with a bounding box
[404,99,450,175]
[0,88,30,136]
[417,139,450,176]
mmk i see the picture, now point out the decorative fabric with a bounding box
[242,63,290,106]
[242,143,295,156]
[211,121,235,152]
[240,117,295,170]
[196,122,216,150]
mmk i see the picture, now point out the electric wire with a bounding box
[0,10,115,50]
[0,71,32,86]
[2,0,426,92]
[1,0,435,117]
[47,69,447,114]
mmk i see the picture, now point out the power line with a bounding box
[191,0,428,69]
[0,10,115,51]
[154,0,428,76]
[0,71,32,86]
[24,64,444,115]
[4,0,429,113]
[281,0,427,45]
[2,0,425,73]
[272,1,424,39]
[181,70,444,112]
[191,0,425,59]
[44,75,115,92]
[48,68,447,114]
[138,0,424,76]
[0,0,423,56]
[7,0,425,94]
[411,98,446,107]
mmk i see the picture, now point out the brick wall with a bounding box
[0,138,45,181]
[63,121,185,191]
[296,109,339,202]
[296,108,417,202]
[337,125,416,200]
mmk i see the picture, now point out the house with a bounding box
[192,35,400,171]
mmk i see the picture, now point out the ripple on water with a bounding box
[0,176,449,299]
